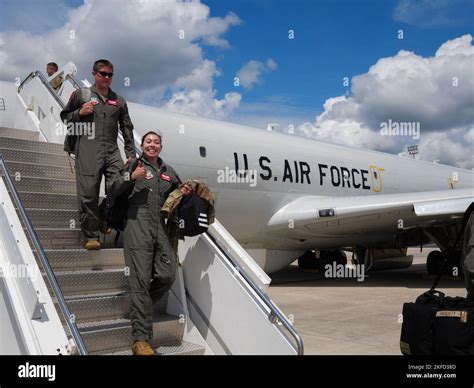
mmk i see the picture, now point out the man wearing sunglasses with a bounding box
[60,59,136,250]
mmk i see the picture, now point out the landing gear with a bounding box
[297,251,318,269]
[423,224,466,278]
[317,250,347,272]
[297,250,347,271]
[426,250,464,277]
[354,247,367,267]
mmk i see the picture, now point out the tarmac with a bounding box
[267,247,467,355]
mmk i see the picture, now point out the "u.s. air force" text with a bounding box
[233,153,372,190]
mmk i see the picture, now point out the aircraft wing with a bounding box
[267,188,474,238]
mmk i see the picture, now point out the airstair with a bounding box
[0,63,303,355]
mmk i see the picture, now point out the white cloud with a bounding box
[418,129,473,169]
[172,59,219,91]
[236,58,278,90]
[163,89,241,120]
[464,127,474,144]
[393,0,474,28]
[265,58,278,71]
[0,0,241,118]
[163,57,242,119]
[293,96,397,152]
[297,34,474,168]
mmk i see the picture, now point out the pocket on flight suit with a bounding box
[158,176,173,202]
[124,207,152,248]
[129,185,151,207]
[126,247,154,291]
[153,254,177,284]
[107,103,120,120]
[153,230,177,283]
[75,137,98,176]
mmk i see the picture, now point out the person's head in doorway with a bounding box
[46,62,58,77]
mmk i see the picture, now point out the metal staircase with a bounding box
[0,126,205,355]
[0,66,303,355]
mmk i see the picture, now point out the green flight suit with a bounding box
[60,85,135,242]
[114,156,182,341]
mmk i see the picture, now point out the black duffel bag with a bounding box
[400,203,474,355]
[401,290,474,355]
[178,193,210,237]
[432,294,474,355]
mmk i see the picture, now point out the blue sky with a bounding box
[1,0,472,122]
[0,0,473,167]
[201,0,473,121]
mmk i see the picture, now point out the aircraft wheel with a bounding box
[426,250,445,275]
[354,247,366,266]
[297,251,318,269]
[334,250,347,266]
[317,250,347,272]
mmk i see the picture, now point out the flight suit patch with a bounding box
[160,174,171,182]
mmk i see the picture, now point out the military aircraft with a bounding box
[4,64,473,275]
[125,99,474,274]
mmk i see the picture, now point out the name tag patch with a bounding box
[107,99,118,106]
[160,174,171,182]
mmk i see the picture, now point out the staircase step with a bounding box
[1,129,205,356]
[0,136,64,154]
[154,342,205,356]
[32,228,118,249]
[17,192,78,210]
[42,248,125,270]
[59,292,168,323]
[34,227,81,249]
[6,161,75,180]
[108,341,205,356]
[26,208,78,228]
[45,268,128,296]
[0,147,71,167]
[77,319,132,354]
[10,176,76,194]
[64,292,129,323]
[77,315,185,354]
[0,127,40,141]
[149,315,186,349]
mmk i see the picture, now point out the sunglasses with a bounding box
[95,70,114,78]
